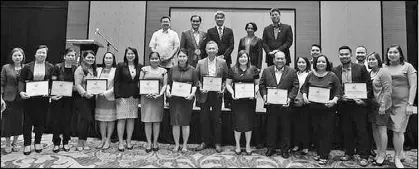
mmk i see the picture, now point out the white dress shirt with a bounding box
[274,66,284,84]
[208,58,217,76]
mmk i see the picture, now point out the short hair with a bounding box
[123,47,139,65]
[294,56,311,72]
[62,47,76,56]
[234,50,251,68]
[149,51,161,60]
[270,8,281,15]
[355,46,367,53]
[367,52,382,68]
[160,15,171,22]
[338,45,352,53]
[190,15,202,22]
[100,52,116,68]
[312,54,332,71]
[178,48,188,57]
[206,40,218,48]
[35,45,48,54]
[311,44,322,51]
[245,22,258,32]
[385,44,405,65]
[9,47,26,65]
[80,50,97,76]
[214,10,225,18]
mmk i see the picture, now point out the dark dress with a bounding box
[168,65,198,126]
[1,64,23,137]
[229,65,259,132]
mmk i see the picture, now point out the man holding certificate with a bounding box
[332,46,373,166]
[195,41,229,153]
[259,51,299,158]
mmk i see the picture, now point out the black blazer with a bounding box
[201,26,234,65]
[238,36,263,69]
[259,65,299,101]
[18,61,55,94]
[180,29,207,67]
[332,62,374,103]
[114,62,144,99]
[262,23,293,66]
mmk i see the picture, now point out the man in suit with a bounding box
[332,46,373,167]
[180,15,207,68]
[262,8,293,66]
[259,51,299,158]
[195,41,229,153]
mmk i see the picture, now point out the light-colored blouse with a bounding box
[370,68,392,110]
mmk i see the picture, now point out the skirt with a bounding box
[116,97,139,119]
[1,100,23,137]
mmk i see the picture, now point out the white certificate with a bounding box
[267,88,288,104]
[51,81,73,97]
[171,81,192,98]
[308,86,330,104]
[202,76,222,92]
[344,83,367,99]
[86,79,107,95]
[139,80,159,95]
[234,83,254,99]
[26,81,49,97]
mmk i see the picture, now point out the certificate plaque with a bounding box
[86,79,107,95]
[139,80,159,95]
[267,88,288,104]
[234,83,255,99]
[51,81,73,97]
[26,81,49,97]
[344,83,367,99]
[171,81,192,97]
[308,86,330,104]
[202,76,222,92]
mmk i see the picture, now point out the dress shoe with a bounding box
[340,154,352,161]
[215,144,222,153]
[35,144,43,153]
[195,143,207,151]
[53,146,60,153]
[23,146,31,155]
[282,151,290,158]
[63,144,70,152]
[359,158,369,167]
[265,149,276,156]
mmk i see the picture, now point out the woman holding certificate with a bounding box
[166,49,198,152]
[18,45,55,155]
[95,52,117,150]
[300,55,341,165]
[139,52,168,152]
[50,48,78,153]
[1,48,25,154]
[114,47,143,151]
[226,50,259,155]
[382,45,417,168]
[74,50,98,151]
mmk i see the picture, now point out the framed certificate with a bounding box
[344,83,367,99]
[308,86,330,104]
[86,79,107,95]
[202,76,222,92]
[267,88,288,104]
[51,81,73,97]
[171,81,192,97]
[26,81,49,97]
[234,83,255,99]
[139,79,160,95]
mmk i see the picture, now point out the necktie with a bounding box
[218,27,223,39]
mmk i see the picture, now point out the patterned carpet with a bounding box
[1,134,417,168]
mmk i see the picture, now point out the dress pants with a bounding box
[291,104,310,149]
[74,95,95,141]
[339,101,370,159]
[200,91,223,146]
[310,104,336,159]
[51,97,74,146]
[23,97,49,146]
[266,105,291,152]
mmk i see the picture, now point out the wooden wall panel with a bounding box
[66,1,89,40]
[382,1,407,61]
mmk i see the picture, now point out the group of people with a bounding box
[0,8,417,169]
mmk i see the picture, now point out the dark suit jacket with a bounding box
[259,65,299,102]
[262,23,293,66]
[18,61,55,94]
[201,26,234,65]
[180,29,207,67]
[238,36,263,69]
[1,64,25,101]
[332,62,374,104]
[114,62,144,99]
[195,57,229,103]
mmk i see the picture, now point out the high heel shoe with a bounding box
[234,149,241,155]
[34,144,42,153]
[53,145,60,153]
[63,144,70,152]
[372,155,387,166]
[118,143,125,152]
[23,146,31,155]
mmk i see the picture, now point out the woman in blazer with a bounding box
[1,47,25,153]
[18,45,55,155]
[238,22,263,70]
[114,47,143,151]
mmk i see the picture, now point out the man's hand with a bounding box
[354,98,365,105]
[283,98,291,108]
[406,104,414,115]
[378,105,386,115]
[325,100,337,108]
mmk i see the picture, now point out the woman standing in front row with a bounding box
[19,45,55,155]
[114,47,143,151]
[301,55,341,165]
[1,48,25,153]
[95,52,117,150]
[140,52,167,153]
[382,45,417,168]
[166,49,198,152]
[74,50,98,151]
[226,50,259,155]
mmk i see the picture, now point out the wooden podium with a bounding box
[66,39,104,55]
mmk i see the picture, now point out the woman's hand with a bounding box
[378,105,386,115]
[185,94,194,100]
[51,95,62,101]
[325,100,336,108]
[406,104,414,115]
[302,94,310,104]
[84,92,94,99]
[20,92,30,99]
